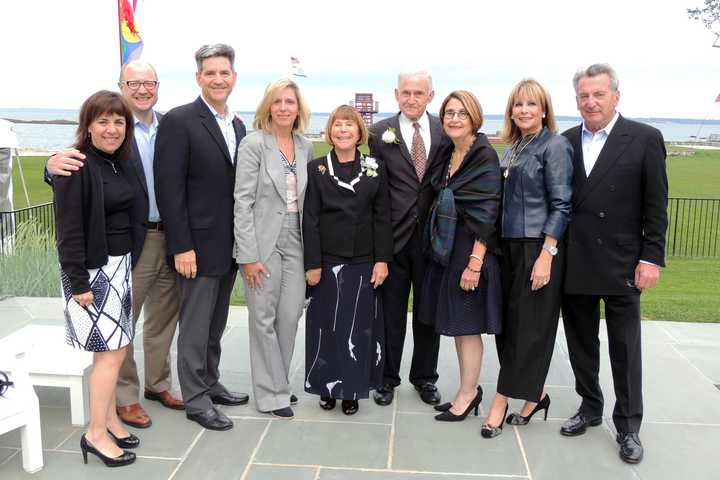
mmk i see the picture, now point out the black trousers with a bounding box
[381,228,440,387]
[562,293,643,433]
[495,239,563,402]
[176,268,237,414]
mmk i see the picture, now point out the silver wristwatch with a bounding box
[542,244,558,256]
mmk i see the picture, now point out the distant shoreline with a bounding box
[2,118,78,125]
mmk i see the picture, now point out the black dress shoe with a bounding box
[210,391,249,406]
[506,394,551,426]
[373,385,395,406]
[341,400,359,415]
[617,432,643,464]
[107,429,140,449]
[319,397,336,410]
[434,402,453,412]
[186,407,234,431]
[560,411,603,436]
[80,434,136,467]
[435,386,482,422]
[265,407,294,419]
[414,383,441,405]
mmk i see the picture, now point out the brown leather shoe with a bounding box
[144,390,185,410]
[117,403,152,428]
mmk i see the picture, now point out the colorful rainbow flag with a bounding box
[118,0,143,65]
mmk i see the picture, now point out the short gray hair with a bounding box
[573,63,619,93]
[195,44,235,72]
[397,70,433,92]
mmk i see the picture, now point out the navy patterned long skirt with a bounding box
[304,262,384,400]
[61,253,134,352]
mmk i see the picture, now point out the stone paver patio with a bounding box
[1,296,719,479]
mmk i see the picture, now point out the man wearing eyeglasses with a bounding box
[367,71,448,407]
[46,60,184,429]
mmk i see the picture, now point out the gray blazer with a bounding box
[233,130,313,264]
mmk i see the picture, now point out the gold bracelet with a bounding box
[469,254,484,263]
[466,265,481,273]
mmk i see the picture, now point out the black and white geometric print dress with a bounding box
[61,254,133,351]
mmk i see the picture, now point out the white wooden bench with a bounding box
[0,349,44,473]
[1,325,92,426]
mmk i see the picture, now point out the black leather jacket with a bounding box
[500,127,573,239]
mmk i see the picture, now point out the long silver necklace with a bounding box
[504,131,539,178]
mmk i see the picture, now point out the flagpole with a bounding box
[117,0,123,66]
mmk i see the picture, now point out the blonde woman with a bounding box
[482,79,573,438]
[234,78,314,418]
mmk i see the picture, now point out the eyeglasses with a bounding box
[122,80,159,90]
[0,371,14,397]
[444,109,469,120]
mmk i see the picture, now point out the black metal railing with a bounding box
[1,198,719,257]
[666,198,720,257]
[0,202,55,255]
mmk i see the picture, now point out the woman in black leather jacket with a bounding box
[481,79,573,438]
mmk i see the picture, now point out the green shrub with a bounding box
[0,219,60,298]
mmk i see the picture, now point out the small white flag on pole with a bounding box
[291,56,307,77]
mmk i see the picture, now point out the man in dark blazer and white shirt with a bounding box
[46,61,185,428]
[560,64,668,464]
[155,44,248,431]
[368,71,447,406]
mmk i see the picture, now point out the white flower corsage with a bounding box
[362,156,379,177]
[382,127,399,144]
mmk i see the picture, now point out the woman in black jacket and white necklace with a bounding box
[303,105,393,415]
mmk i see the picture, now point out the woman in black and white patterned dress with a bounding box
[53,90,137,467]
[303,105,393,415]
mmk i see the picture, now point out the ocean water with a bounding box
[1,108,719,150]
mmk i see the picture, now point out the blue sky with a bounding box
[2,0,720,119]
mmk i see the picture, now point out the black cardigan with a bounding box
[303,150,393,269]
[53,149,134,294]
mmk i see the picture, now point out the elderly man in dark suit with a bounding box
[46,60,185,429]
[560,63,668,464]
[368,71,448,406]
[155,44,248,431]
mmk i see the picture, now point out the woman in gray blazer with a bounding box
[234,78,314,418]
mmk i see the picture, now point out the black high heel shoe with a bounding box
[341,400,359,415]
[434,386,483,422]
[481,404,509,438]
[80,434,136,467]
[506,394,551,426]
[107,429,140,449]
[434,402,453,412]
[319,397,336,410]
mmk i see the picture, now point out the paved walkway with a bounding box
[1,296,719,479]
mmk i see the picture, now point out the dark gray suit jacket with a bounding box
[368,113,447,254]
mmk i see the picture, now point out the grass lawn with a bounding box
[4,148,720,322]
[11,156,51,208]
[666,148,720,198]
[641,257,720,322]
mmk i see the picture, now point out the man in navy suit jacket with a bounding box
[154,44,248,431]
[47,60,185,429]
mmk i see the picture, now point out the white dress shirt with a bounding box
[581,111,619,176]
[399,111,431,156]
[201,95,236,162]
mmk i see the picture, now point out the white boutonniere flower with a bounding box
[318,164,327,175]
[362,156,379,177]
[382,127,399,144]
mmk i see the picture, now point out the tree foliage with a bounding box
[688,0,720,32]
